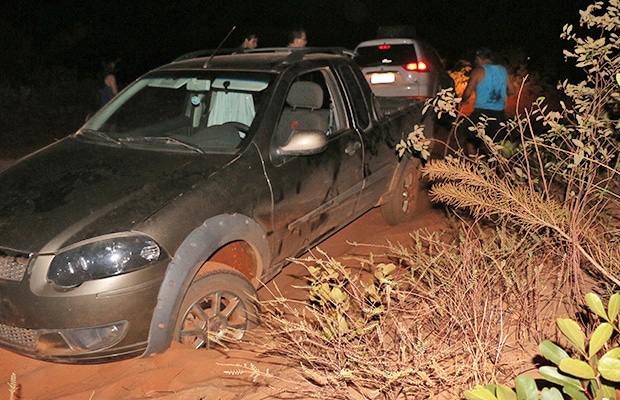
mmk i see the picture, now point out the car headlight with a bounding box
[47,235,166,289]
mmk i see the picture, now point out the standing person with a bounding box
[239,33,258,50]
[100,59,119,107]
[287,28,307,48]
[461,47,514,153]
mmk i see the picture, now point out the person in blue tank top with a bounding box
[461,47,514,154]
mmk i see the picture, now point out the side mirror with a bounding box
[277,129,328,156]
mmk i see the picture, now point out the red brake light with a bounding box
[378,44,391,50]
[404,61,429,72]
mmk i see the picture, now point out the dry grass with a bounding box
[228,222,568,399]
[7,373,18,400]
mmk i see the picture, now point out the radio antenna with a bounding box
[204,25,236,68]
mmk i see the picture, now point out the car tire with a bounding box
[175,269,260,349]
[380,157,421,226]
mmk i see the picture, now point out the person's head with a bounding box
[474,47,494,65]
[241,33,258,49]
[287,28,307,48]
[102,59,119,74]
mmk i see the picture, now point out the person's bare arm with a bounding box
[461,66,484,104]
[105,74,119,95]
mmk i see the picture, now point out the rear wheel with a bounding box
[381,157,422,225]
[175,270,260,349]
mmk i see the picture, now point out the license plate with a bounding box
[370,72,395,84]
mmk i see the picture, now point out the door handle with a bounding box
[345,141,361,155]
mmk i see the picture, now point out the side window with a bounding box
[274,68,347,147]
[318,68,349,135]
[338,65,371,129]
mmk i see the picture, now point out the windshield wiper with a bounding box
[128,136,205,154]
[80,129,124,146]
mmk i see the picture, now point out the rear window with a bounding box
[355,44,418,68]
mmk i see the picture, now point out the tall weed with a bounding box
[423,0,620,300]
[230,225,562,399]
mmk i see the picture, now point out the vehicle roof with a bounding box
[355,38,418,49]
[156,47,354,74]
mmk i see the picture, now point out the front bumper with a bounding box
[0,321,147,363]
[0,253,167,363]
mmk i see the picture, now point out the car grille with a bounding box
[0,323,37,351]
[0,253,29,282]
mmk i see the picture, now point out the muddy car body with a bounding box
[0,48,431,363]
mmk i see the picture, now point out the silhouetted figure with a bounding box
[287,28,307,48]
[100,59,119,107]
[239,33,258,50]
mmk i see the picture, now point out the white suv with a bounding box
[354,38,453,99]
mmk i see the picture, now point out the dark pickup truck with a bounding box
[0,48,433,363]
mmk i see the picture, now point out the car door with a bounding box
[337,63,400,213]
[267,66,364,261]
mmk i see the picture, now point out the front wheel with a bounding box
[380,157,422,226]
[175,270,260,349]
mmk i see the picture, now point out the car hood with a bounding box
[0,138,236,254]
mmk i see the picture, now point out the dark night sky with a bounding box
[0,0,593,83]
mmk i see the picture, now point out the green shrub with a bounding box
[464,293,620,400]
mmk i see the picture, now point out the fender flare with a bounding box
[142,213,270,356]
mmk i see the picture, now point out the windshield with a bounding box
[83,71,273,153]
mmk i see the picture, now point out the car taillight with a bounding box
[405,61,429,72]
[378,44,391,50]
